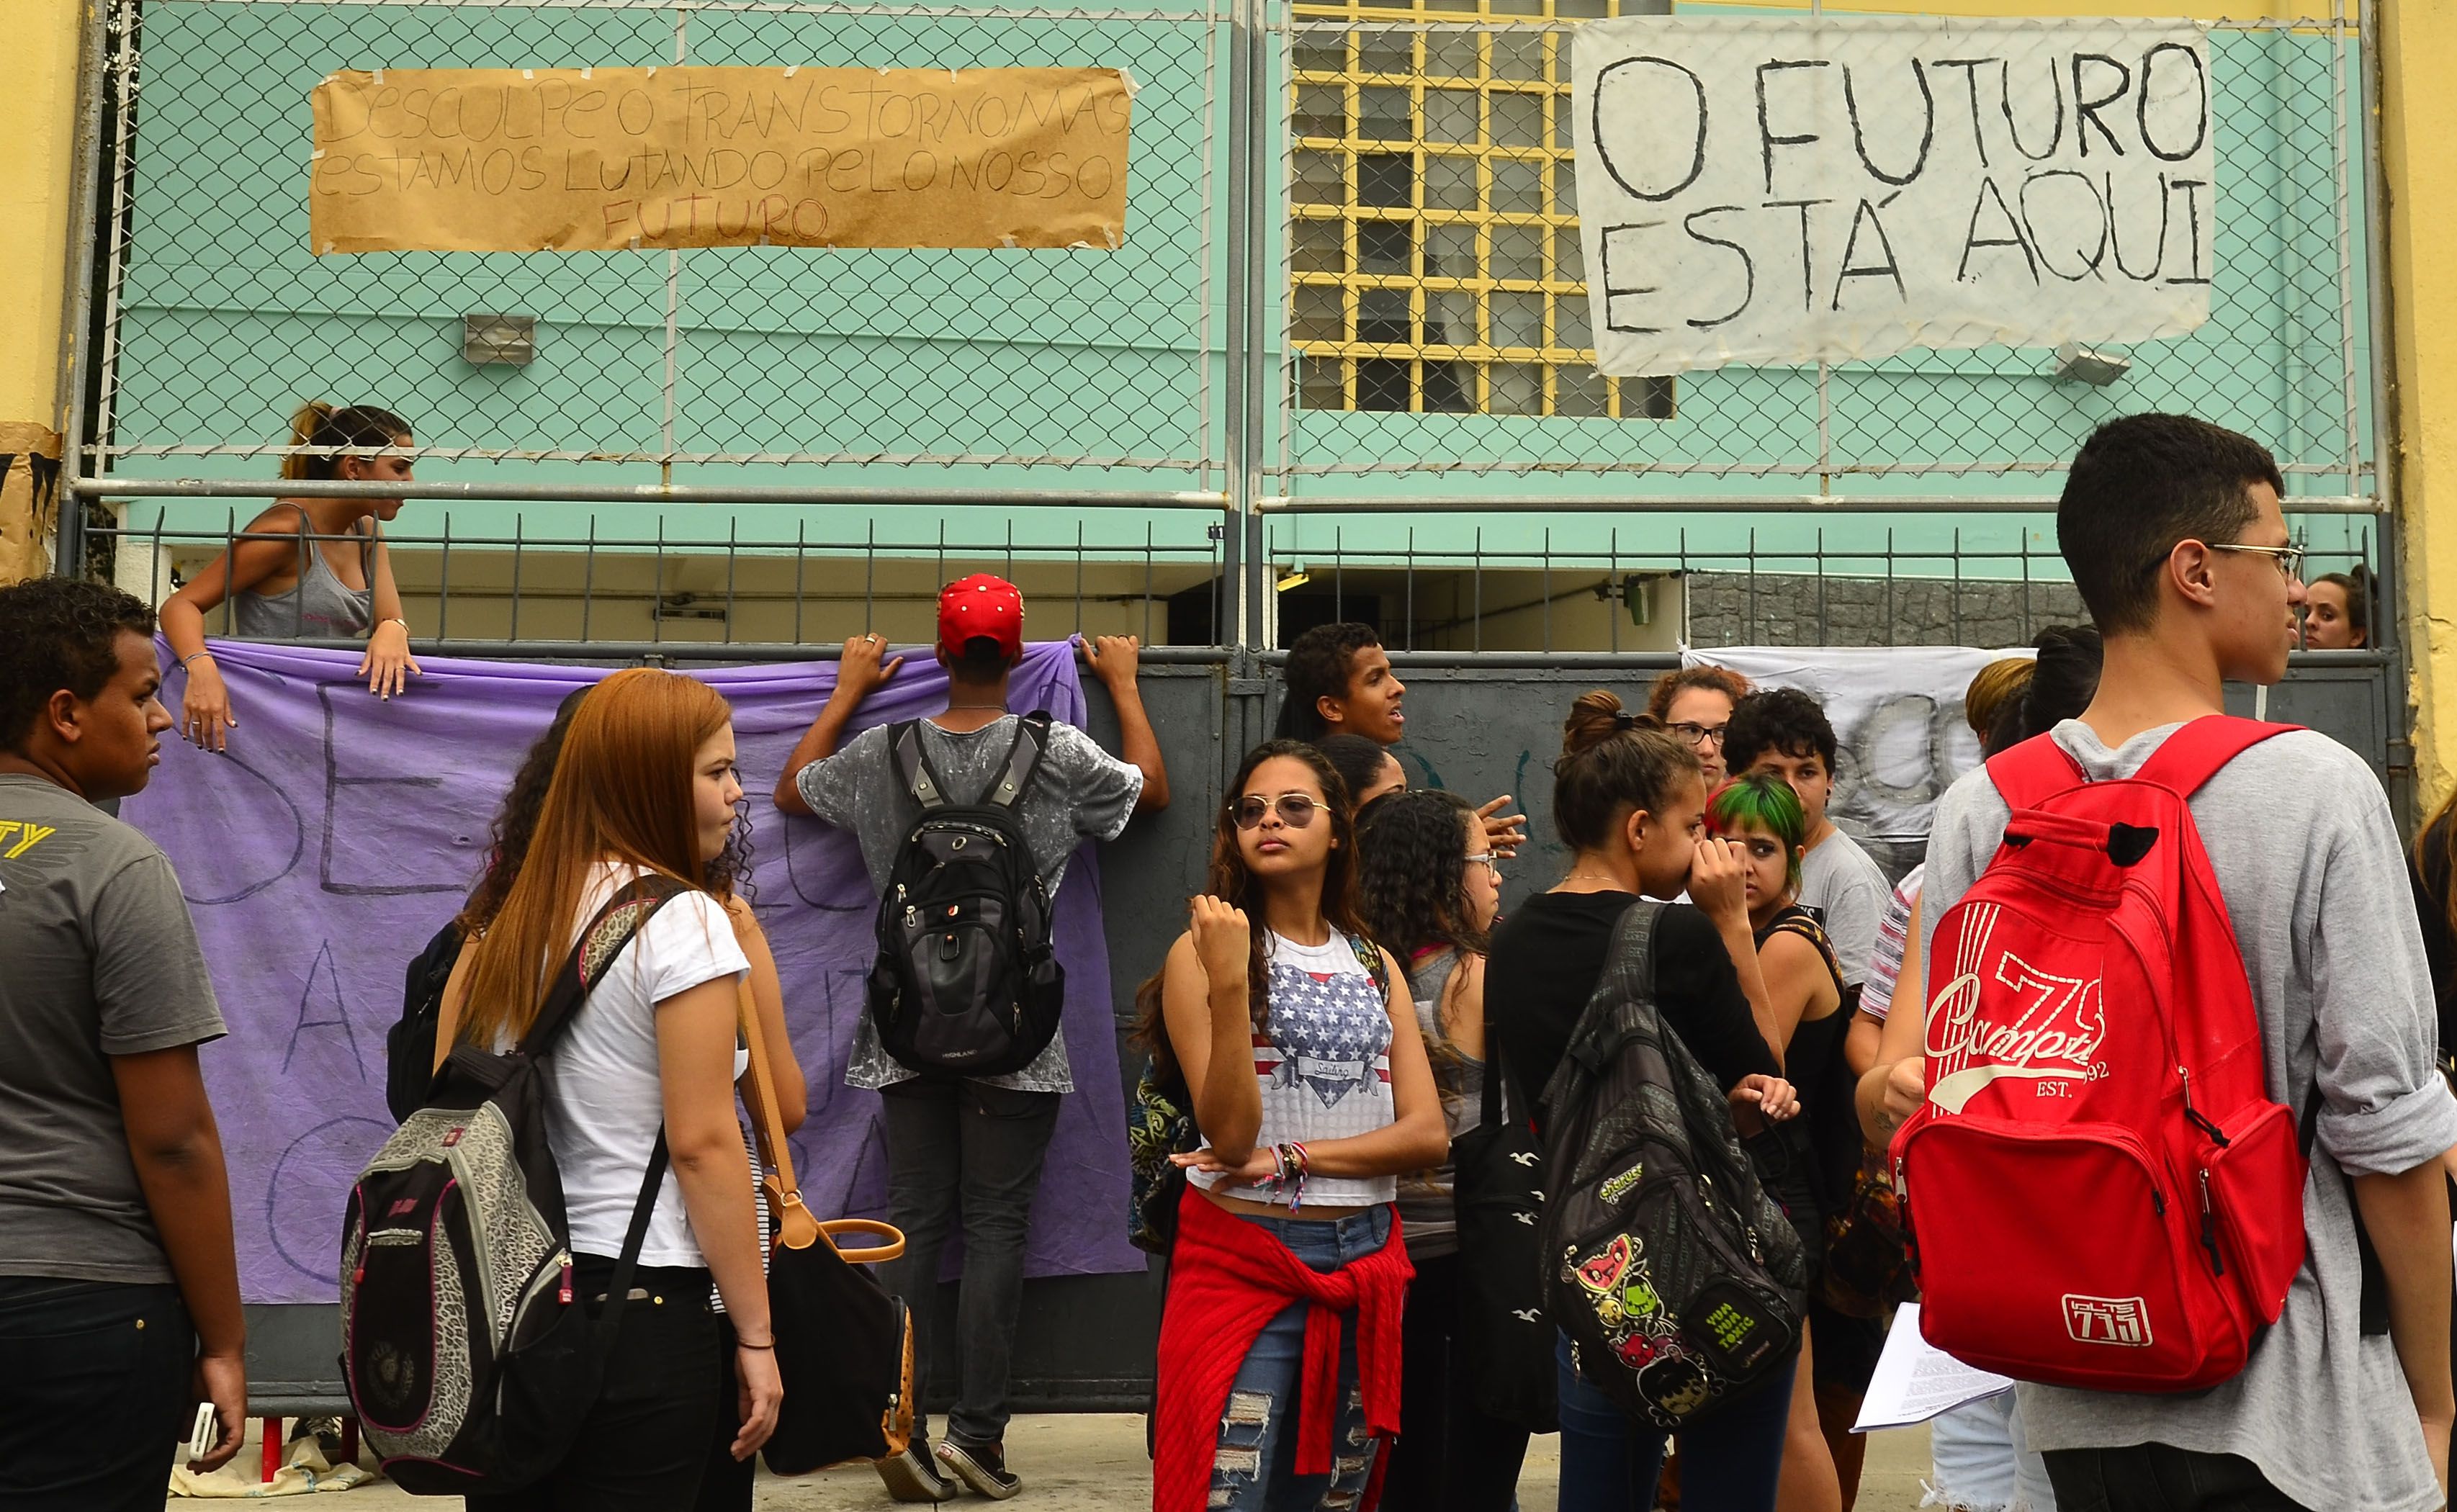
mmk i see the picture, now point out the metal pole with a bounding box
[1221,0,1255,651]
[2330,0,2363,506]
[71,477,1229,510]
[660,9,687,487]
[53,0,114,578]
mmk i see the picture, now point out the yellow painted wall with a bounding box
[1,0,83,426]
[2380,0,2457,809]
[0,0,83,585]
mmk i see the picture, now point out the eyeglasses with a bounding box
[1669,722,1728,748]
[1464,852,1501,878]
[1232,793,1321,829]
[2206,542,2306,582]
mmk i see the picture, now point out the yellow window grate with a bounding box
[1288,2,1674,420]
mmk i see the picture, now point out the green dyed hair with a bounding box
[1708,773,1807,893]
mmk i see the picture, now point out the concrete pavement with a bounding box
[171,1413,1939,1508]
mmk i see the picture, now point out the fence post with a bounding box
[52,0,113,580]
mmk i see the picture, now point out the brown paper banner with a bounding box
[308,66,1132,253]
[0,423,62,588]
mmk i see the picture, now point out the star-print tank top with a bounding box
[1190,929,1397,1208]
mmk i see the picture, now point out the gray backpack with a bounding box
[341,877,680,1494]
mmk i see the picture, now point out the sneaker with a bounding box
[937,1440,1023,1500]
[877,1445,961,1503]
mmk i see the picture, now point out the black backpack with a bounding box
[1537,900,1807,1430]
[341,876,682,1494]
[866,714,1066,1078]
[387,918,464,1123]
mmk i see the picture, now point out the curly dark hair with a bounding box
[458,683,756,936]
[1722,685,1838,776]
[1133,739,1370,1071]
[458,686,591,935]
[1272,622,1382,741]
[0,578,156,751]
[1355,788,1486,961]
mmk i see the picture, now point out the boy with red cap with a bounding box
[776,575,1169,1502]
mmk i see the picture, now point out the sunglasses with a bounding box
[1232,793,1321,829]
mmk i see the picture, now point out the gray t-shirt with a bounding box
[1922,720,2457,1512]
[1799,826,1890,986]
[795,715,1142,1092]
[0,773,227,1284]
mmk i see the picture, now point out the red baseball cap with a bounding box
[937,574,1025,661]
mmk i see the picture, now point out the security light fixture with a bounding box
[2052,342,2129,387]
[462,314,536,366]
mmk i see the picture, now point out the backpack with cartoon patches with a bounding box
[1536,900,1807,1429]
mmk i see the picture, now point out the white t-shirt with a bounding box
[1191,930,1397,1208]
[541,866,750,1267]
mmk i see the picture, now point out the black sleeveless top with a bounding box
[1756,904,1858,1222]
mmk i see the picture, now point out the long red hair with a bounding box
[455,667,732,1050]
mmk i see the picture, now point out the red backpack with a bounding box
[1890,717,2310,1392]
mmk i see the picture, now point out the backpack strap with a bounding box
[2130,716,2301,799]
[516,875,688,1058]
[979,711,1054,811]
[591,1128,673,1347]
[889,720,952,811]
[1985,733,2087,811]
[1346,932,1392,1005]
[1539,899,1666,1119]
[2299,1074,2393,1336]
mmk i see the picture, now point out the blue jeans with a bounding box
[1554,1331,1794,1512]
[1208,1206,1392,1512]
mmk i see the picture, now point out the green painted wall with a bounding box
[112,6,2373,583]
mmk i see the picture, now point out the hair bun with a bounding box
[1562,689,1643,758]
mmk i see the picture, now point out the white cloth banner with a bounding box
[1687,645,2030,862]
[1573,17,2214,376]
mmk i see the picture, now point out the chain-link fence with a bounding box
[91,0,1226,483]
[63,1,2390,654]
[1271,11,2377,504]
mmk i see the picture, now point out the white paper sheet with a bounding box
[1852,1302,2016,1433]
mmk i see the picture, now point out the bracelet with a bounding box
[735,1338,776,1351]
[178,649,216,670]
[379,617,410,634]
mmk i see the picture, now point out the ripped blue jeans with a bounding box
[1208,1206,1391,1512]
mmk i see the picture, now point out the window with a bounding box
[1288,4,1675,420]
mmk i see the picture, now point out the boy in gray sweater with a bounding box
[1921,414,2456,1512]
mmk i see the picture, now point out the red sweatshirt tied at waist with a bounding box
[1152,1185,1414,1512]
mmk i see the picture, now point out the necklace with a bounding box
[1559,869,1629,890]
[941,703,1010,712]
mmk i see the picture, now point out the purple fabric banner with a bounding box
[120,639,1145,1304]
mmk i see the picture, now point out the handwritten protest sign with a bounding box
[309,66,1133,252]
[1571,17,2213,375]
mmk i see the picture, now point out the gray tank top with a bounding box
[231,510,375,640]
[1394,948,1485,1259]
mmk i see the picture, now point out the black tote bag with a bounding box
[736,982,918,1475]
[1450,1025,1559,1434]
